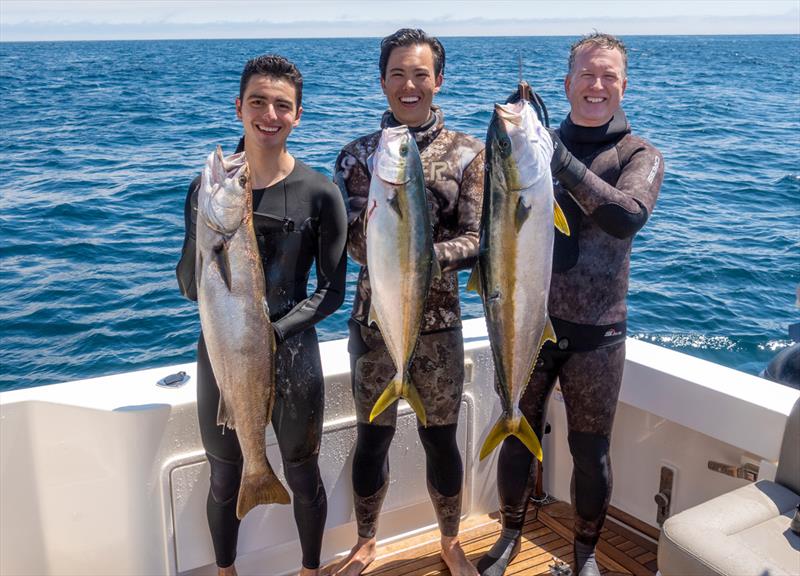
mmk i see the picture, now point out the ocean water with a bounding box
[1,35,798,391]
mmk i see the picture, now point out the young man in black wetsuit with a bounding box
[332,29,484,576]
[478,33,664,576]
[176,55,348,576]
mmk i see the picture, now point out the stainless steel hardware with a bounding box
[654,465,674,526]
[707,460,759,482]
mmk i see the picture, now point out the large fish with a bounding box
[196,146,290,518]
[365,126,441,426]
[469,98,570,461]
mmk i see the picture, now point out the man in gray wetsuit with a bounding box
[477,33,664,576]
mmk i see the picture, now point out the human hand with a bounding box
[546,128,586,188]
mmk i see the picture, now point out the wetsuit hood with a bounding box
[560,109,630,147]
[381,106,444,152]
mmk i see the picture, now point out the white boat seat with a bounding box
[658,397,800,576]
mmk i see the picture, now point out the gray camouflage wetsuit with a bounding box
[496,110,664,545]
[335,106,484,537]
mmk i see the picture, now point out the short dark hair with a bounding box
[568,32,628,77]
[239,54,303,107]
[379,28,445,79]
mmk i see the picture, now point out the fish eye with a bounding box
[399,143,408,155]
[238,175,247,187]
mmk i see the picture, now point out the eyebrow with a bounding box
[388,66,431,73]
[246,93,294,105]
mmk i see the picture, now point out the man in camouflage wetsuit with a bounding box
[477,33,664,576]
[331,29,484,576]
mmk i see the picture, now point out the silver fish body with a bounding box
[365,126,440,426]
[196,146,290,518]
[470,100,569,460]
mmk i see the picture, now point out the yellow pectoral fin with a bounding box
[466,264,482,294]
[554,200,571,236]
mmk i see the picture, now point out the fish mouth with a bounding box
[495,101,526,126]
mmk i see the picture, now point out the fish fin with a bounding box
[388,192,402,219]
[369,373,403,423]
[541,316,557,346]
[515,414,543,461]
[236,472,291,519]
[431,250,442,282]
[403,377,427,427]
[515,196,532,232]
[479,414,544,461]
[367,305,381,331]
[479,415,511,460]
[216,392,233,429]
[213,241,233,291]
[554,199,571,236]
[466,264,482,294]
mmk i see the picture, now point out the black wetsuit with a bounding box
[176,158,348,569]
[484,110,663,574]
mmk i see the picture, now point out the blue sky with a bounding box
[2,0,799,41]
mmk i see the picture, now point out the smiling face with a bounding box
[236,75,302,152]
[565,45,627,127]
[381,44,442,128]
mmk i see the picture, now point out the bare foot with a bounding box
[331,536,377,576]
[218,564,237,576]
[440,536,478,576]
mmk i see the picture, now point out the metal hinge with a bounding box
[707,461,759,482]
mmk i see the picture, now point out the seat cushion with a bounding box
[658,480,800,576]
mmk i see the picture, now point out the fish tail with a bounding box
[402,376,427,427]
[369,373,403,423]
[479,414,543,461]
[369,371,427,426]
[236,472,291,520]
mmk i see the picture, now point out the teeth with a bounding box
[400,96,420,103]
[258,125,279,133]
[586,97,605,103]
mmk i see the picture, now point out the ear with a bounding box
[620,76,628,100]
[433,73,443,94]
[235,98,243,120]
[293,105,303,127]
[563,74,570,97]
[380,76,387,95]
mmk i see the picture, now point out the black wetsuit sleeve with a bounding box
[334,148,370,266]
[272,182,348,342]
[434,149,485,273]
[561,143,663,239]
[176,176,201,301]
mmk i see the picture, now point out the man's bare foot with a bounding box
[331,536,377,576]
[218,564,237,576]
[440,536,478,576]
[299,567,320,576]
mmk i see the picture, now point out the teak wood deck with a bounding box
[326,501,659,575]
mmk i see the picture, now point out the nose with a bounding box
[263,104,278,120]
[403,77,415,90]
[590,76,604,90]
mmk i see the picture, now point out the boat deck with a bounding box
[334,500,659,576]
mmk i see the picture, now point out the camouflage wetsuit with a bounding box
[496,110,663,544]
[176,154,348,570]
[335,106,484,538]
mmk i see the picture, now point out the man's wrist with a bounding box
[555,155,587,190]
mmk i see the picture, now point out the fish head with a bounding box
[372,126,416,186]
[201,146,250,235]
[492,101,553,191]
